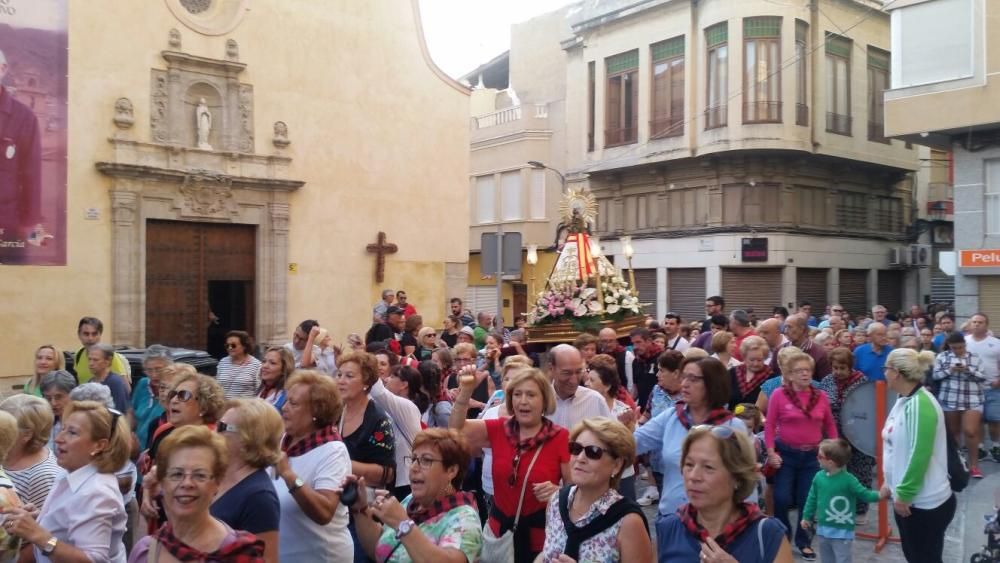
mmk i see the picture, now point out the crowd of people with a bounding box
[8,293,986,562]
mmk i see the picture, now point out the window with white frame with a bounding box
[891,0,974,88]
[529,169,546,219]
[987,160,1000,235]
[500,171,522,221]
[476,175,496,224]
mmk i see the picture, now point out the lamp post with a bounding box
[526,244,538,300]
[622,236,637,298]
[527,160,567,192]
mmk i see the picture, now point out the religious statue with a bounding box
[196,98,212,150]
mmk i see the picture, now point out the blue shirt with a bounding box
[854,344,894,382]
[656,513,787,563]
[130,378,162,450]
[210,469,280,534]
[99,373,130,413]
[634,407,746,516]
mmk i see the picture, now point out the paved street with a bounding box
[639,460,1000,562]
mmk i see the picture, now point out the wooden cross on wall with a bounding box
[366,231,398,283]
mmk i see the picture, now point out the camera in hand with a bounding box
[340,481,360,506]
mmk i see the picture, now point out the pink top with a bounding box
[765,387,837,450]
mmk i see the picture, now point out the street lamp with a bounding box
[527,160,567,192]
[587,235,606,311]
[622,236,637,298]
[526,244,538,298]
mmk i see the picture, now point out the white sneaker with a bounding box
[636,487,659,506]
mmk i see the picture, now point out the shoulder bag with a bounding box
[480,445,543,563]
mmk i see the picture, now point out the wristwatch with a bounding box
[287,477,305,494]
[395,519,415,540]
[41,537,58,555]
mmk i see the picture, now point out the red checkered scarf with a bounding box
[504,416,560,452]
[834,370,865,405]
[735,364,772,399]
[405,491,478,526]
[782,384,821,418]
[677,502,764,550]
[281,424,341,458]
[638,343,664,362]
[675,402,734,430]
[154,522,265,562]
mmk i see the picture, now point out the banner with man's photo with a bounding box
[0,0,67,265]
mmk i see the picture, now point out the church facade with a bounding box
[0,0,470,378]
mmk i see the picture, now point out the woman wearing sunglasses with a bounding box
[540,417,651,562]
[216,330,262,400]
[2,401,131,563]
[346,428,483,562]
[657,425,793,562]
[130,426,265,563]
[211,398,283,563]
[634,357,747,520]
[450,367,571,563]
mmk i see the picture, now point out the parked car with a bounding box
[64,345,218,382]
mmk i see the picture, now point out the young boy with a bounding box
[801,438,889,563]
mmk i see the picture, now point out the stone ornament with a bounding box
[226,39,239,61]
[178,172,234,217]
[273,121,290,148]
[196,98,213,150]
[113,98,134,130]
[169,28,182,49]
[165,0,250,36]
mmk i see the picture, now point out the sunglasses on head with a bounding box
[691,424,738,440]
[216,421,239,434]
[568,441,616,461]
[168,389,196,403]
[107,408,122,441]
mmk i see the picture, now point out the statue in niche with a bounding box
[196,98,212,150]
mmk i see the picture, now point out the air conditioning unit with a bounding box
[888,247,907,267]
[909,244,931,267]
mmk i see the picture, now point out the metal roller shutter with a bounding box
[721,268,783,318]
[877,270,904,316]
[465,286,499,318]
[839,269,869,320]
[634,269,659,319]
[931,249,954,307]
[668,268,707,326]
[979,277,1000,323]
[796,268,828,314]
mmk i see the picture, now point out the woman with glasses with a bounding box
[257,347,294,411]
[40,370,76,452]
[216,330,262,400]
[211,398,283,563]
[131,345,171,452]
[450,368,571,563]
[657,425,793,562]
[3,401,130,563]
[415,327,437,361]
[540,417,651,562]
[336,352,396,562]
[273,370,353,561]
[919,328,937,352]
[0,394,60,510]
[346,428,483,562]
[634,357,747,521]
[881,348,954,563]
[25,345,63,398]
[727,336,773,410]
[448,344,489,419]
[765,350,837,561]
[129,426,265,563]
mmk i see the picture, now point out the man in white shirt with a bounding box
[547,344,611,430]
[662,313,690,352]
[966,313,1000,460]
[284,319,321,368]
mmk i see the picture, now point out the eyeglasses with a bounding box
[403,455,443,469]
[569,441,616,460]
[164,469,213,484]
[691,424,738,441]
[168,389,196,403]
[107,408,122,441]
[681,374,704,383]
[832,309,845,314]
[216,421,239,434]
[426,333,438,338]
[225,343,240,350]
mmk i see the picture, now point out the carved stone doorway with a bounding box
[145,220,256,352]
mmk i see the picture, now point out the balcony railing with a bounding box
[705,105,727,130]
[868,120,890,144]
[796,103,809,126]
[605,125,637,147]
[472,104,548,129]
[650,116,684,139]
[826,112,852,136]
[743,101,782,124]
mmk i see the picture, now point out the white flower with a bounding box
[606,304,621,314]
[588,300,602,312]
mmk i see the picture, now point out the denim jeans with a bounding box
[773,442,819,549]
[818,536,852,563]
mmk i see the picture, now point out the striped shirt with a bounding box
[933,350,986,410]
[215,355,262,399]
[8,448,63,510]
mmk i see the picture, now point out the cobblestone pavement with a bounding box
[635,460,1000,562]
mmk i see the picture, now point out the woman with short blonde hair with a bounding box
[26,345,63,397]
[0,394,59,510]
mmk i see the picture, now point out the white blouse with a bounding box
[36,463,127,563]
